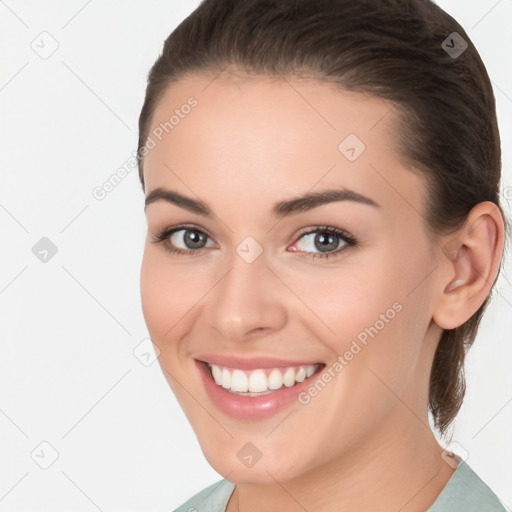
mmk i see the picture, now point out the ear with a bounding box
[432,201,505,330]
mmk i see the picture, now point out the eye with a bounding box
[151,224,358,260]
[151,224,216,256]
[289,226,357,260]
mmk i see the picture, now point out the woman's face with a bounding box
[140,72,445,483]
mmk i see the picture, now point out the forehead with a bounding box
[142,72,426,217]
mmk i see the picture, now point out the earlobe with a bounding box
[432,202,504,330]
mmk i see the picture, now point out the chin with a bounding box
[200,440,310,485]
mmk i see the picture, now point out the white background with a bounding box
[0,1,511,510]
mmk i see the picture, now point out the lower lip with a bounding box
[195,359,325,421]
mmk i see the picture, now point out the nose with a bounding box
[205,248,288,343]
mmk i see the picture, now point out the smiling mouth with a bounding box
[204,361,326,396]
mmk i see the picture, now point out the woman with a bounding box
[137,0,508,510]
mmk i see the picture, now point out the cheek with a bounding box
[140,247,203,340]
[293,254,426,394]
[140,249,198,406]
[290,259,403,347]
[140,250,169,338]
[139,246,217,400]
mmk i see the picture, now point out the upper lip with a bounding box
[195,353,325,370]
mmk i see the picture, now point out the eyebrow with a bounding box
[144,186,381,218]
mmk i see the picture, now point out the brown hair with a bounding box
[136,0,509,437]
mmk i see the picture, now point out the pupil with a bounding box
[185,230,206,249]
[316,233,338,253]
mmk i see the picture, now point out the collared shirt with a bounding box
[172,460,507,511]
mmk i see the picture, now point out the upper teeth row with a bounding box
[208,363,321,392]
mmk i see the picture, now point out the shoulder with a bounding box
[172,478,236,512]
[428,460,507,511]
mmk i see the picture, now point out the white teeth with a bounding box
[267,368,283,390]
[211,364,222,384]
[283,367,295,387]
[221,367,231,389]
[306,365,316,378]
[230,369,248,392]
[207,362,321,394]
[295,367,306,382]
[248,370,268,392]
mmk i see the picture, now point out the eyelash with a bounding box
[150,224,358,260]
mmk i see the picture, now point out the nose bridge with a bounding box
[206,245,286,341]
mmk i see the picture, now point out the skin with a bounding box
[139,71,504,512]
